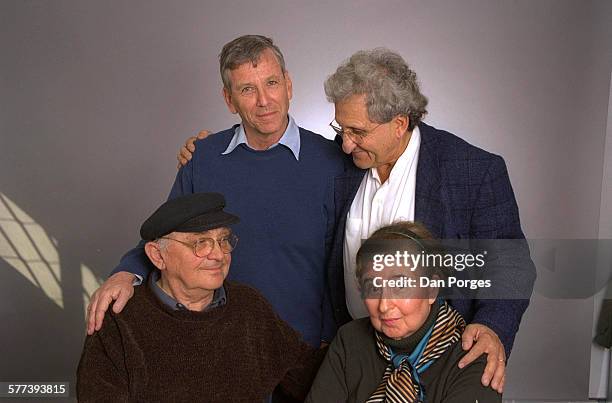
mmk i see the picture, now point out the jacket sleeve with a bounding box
[77,314,130,402]
[468,155,536,357]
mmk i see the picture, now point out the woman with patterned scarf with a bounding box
[306,222,502,403]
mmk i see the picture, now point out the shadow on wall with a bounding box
[0,192,101,382]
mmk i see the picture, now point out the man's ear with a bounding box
[222,87,237,114]
[393,115,410,139]
[144,241,166,271]
[284,71,293,101]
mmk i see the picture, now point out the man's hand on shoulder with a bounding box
[176,130,211,168]
[458,323,506,394]
[86,271,136,335]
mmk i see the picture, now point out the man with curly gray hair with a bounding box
[324,48,534,396]
[325,48,428,133]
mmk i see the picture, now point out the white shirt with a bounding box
[343,127,421,318]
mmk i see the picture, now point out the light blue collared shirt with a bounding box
[221,115,301,160]
[148,270,226,312]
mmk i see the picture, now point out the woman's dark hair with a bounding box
[355,221,444,285]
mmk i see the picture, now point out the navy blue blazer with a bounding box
[328,122,535,357]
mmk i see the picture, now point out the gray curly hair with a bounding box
[324,48,428,131]
[219,35,286,90]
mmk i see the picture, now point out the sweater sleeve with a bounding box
[243,287,325,401]
[278,343,327,401]
[305,330,349,403]
[77,314,130,402]
[110,239,153,279]
[110,161,195,279]
[267,305,326,401]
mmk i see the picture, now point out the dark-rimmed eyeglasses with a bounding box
[329,120,384,144]
[159,233,239,257]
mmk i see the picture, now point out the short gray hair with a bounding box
[219,35,286,90]
[324,48,428,131]
[156,237,169,251]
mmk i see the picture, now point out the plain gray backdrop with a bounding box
[1,0,611,401]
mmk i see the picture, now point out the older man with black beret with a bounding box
[77,192,322,403]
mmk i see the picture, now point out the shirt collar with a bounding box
[148,270,226,312]
[221,115,301,160]
[370,125,421,184]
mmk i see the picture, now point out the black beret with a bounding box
[140,192,240,241]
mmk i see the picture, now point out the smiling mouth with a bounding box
[197,267,223,272]
[257,111,278,119]
[381,318,399,325]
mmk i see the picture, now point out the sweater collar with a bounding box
[221,115,301,160]
[380,299,440,353]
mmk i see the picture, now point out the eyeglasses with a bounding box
[329,120,384,144]
[159,233,239,257]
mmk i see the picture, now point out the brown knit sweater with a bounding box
[77,282,323,402]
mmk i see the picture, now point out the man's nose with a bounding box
[341,135,357,154]
[256,87,270,107]
[207,240,225,261]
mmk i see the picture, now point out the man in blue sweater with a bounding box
[86,35,346,353]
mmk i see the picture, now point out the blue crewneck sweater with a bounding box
[115,125,346,346]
